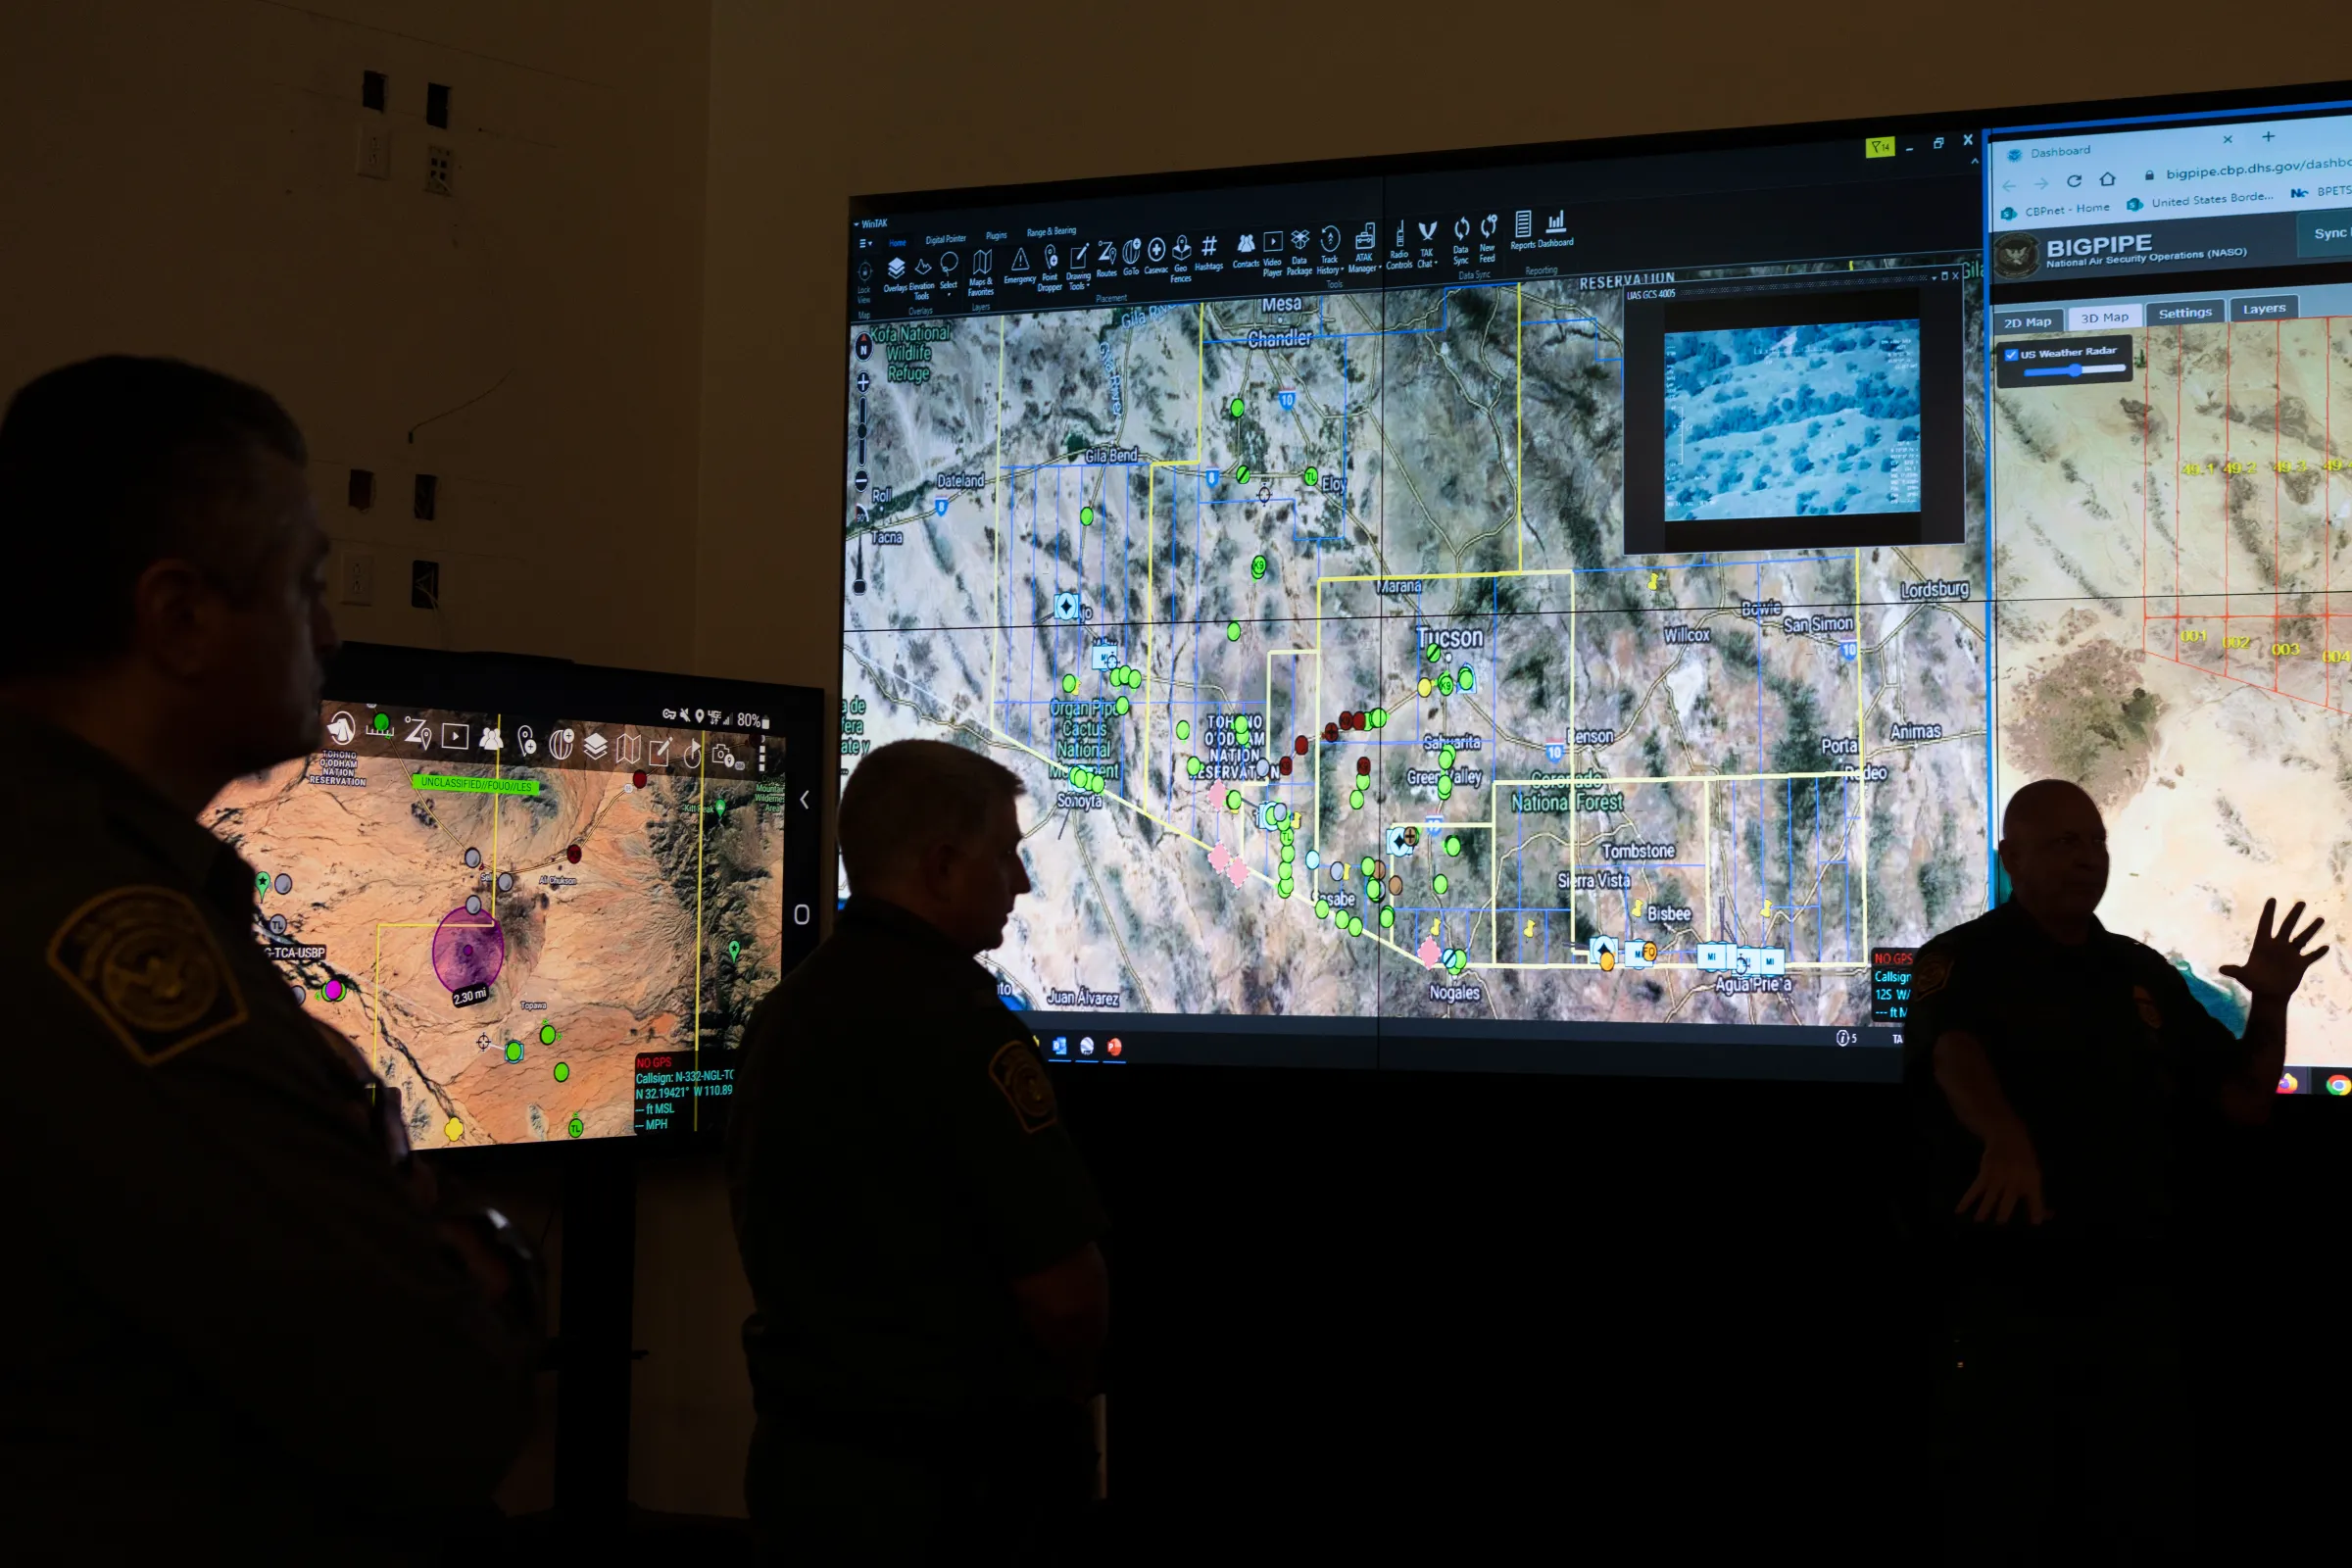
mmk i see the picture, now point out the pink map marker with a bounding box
[1418,937,1442,969]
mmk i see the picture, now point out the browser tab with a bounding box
[2230,294,2298,321]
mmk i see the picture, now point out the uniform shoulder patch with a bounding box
[1912,948,1955,997]
[47,886,248,1065]
[986,1038,1058,1134]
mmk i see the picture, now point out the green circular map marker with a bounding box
[1439,675,1456,697]
[539,1023,559,1046]
[505,1040,522,1062]
[1435,873,1449,896]
[1228,396,1245,417]
[1458,666,1475,691]
[1370,708,1388,728]
[1061,672,1078,694]
[372,711,392,732]
[1440,745,1457,769]
[1250,555,1267,580]
[1348,789,1364,810]
[1187,757,1203,777]
[1427,643,1443,664]
[1225,790,1242,811]
[567,1116,583,1139]
[1303,466,1319,487]
[1080,505,1095,526]
[1226,621,1241,642]
[1315,898,1331,920]
[1115,696,1131,715]
[553,1061,570,1083]
[1177,719,1191,741]
[1348,916,1364,936]
[1446,835,1462,857]
[1438,776,1454,800]
[1380,906,1396,929]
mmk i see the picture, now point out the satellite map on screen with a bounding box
[842,255,1988,1034]
[1989,313,2352,1065]
[207,706,787,1142]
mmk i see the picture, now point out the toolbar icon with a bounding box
[440,721,470,751]
[1513,210,1532,239]
[971,248,992,273]
[405,715,431,748]
[518,725,537,758]
[1289,228,1309,251]
[1418,220,1438,241]
[1097,239,1115,265]
[582,732,609,761]
[1479,213,1497,238]
[653,737,671,766]
[1544,211,1566,234]
[1200,234,1216,257]
[1172,235,1192,261]
[1236,232,1255,254]
[1452,216,1470,240]
[886,256,905,279]
[550,728,574,760]
[618,733,643,766]
[1261,229,1281,252]
[1319,223,1341,253]
[1121,238,1140,264]
[1353,220,1375,251]
[1146,236,1165,263]
[939,251,958,273]
[478,727,503,752]
[1043,243,1057,269]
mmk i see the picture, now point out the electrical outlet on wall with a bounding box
[425,145,453,196]
[356,123,391,180]
[342,551,375,607]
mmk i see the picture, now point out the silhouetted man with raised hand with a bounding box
[728,739,1107,1564]
[0,357,540,1561]
[1905,778,2325,1564]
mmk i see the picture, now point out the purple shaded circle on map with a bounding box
[431,906,506,994]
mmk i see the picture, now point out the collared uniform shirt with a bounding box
[1901,900,2240,1284]
[725,895,1106,1423]
[0,714,536,1558]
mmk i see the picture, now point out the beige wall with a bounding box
[7,0,2345,1523]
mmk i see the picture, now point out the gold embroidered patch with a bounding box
[988,1039,1058,1133]
[2132,984,2163,1030]
[47,887,248,1065]
[1913,952,1953,997]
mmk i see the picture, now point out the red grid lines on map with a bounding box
[2138,318,2347,713]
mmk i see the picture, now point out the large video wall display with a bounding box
[838,86,2352,1082]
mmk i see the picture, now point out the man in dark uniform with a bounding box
[727,739,1108,1563]
[0,358,541,1560]
[1904,778,2325,1563]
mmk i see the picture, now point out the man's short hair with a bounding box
[0,355,307,679]
[838,740,1024,889]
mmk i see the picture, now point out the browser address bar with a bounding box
[1989,110,2352,231]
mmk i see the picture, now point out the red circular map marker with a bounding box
[565,844,582,864]
[632,770,647,788]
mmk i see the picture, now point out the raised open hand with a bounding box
[2219,898,2328,1002]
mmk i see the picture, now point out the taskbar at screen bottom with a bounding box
[1022,1012,1900,1082]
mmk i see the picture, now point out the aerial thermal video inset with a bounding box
[1663,318,1923,521]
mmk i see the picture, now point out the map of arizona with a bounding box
[1991,317,2352,1064]
[843,270,1989,1031]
